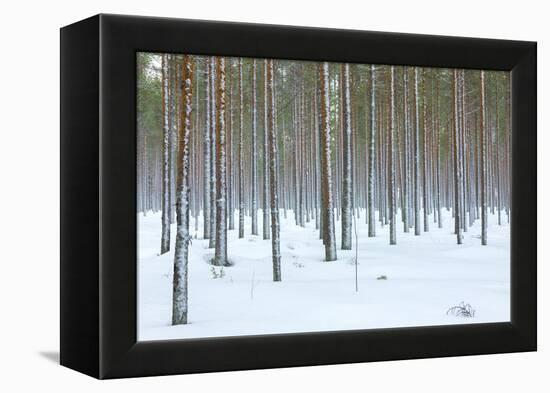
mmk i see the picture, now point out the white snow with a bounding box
[138,209,510,341]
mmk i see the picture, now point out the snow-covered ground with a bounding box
[138,209,510,341]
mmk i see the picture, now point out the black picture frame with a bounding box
[60,14,537,379]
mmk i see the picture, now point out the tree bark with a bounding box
[263,60,271,239]
[161,54,171,254]
[480,70,488,245]
[172,54,194,325]
[368,65,377,237]
[208,57,217,248]
[453,69,463,245]
[251,59,259,235]
[319,62,337,261]
[214,57,228,265]
[389,66,397,245]
[413,68,421,236]
[266,59,282,281]
[341,63,353,250]
[422,70,430,232]
[203,58,212,240]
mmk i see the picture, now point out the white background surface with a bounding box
[0,0,546,391]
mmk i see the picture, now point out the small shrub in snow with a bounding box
[210,267,225,279]
[292,261,305,268]
[376,275,387,280]
[447,302,475,317]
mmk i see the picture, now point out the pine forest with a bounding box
[137,53,510,340]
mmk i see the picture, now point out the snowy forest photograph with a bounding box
[137,52,511,341]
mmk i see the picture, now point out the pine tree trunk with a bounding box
[341,64,353,250]
[266,59,282,281]
[203,58,212,240]
[319,62,337,261]
[389,66,397,245]
[208,57,217,248]
[238,58,245,238]
[192,60,200,233]
[263,60,271,239]
[435,75,442,228]
[160,54,171,254]
[480,70,488,245]
[172,54,194,325]
[251,59,259,235]
[421,70,430,232]
[367,65,377,237]
[314,87,321,231]
[214,57,228,266]
[402,68,410,233]
[495,79,502,226]
[453,70,463,245]
[462,73,468,227]
[413,68,421,236]
[227,60,234,231]
[169,57,177,225]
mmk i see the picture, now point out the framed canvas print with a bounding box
[60,14,537,379]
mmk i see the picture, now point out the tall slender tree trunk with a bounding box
[314,87,321,231]
[172,55,193,325]
[214,57,228,266]
[281,110,287,220]
[459,71,467,231]
[263,60,271,239]
[422,70,430,232]
[319,62,337,261]
[238,59,245,238]
[251,59,258,235]
[480,70,488,245]
[266,59,282,281]
[161,54,171,254]
[192,60,200,233]
[208,57,217,248]
[402,68,410,233]
[413,68,421,235]
[367,65,377,237]
[452,69,463,245]
[435,76,442,228]
[495,79,502,226]
[341,64,353,250]
[389,66,397,245]
[169,57,177,225]
[203,58,212,240]
[227,61,234,231]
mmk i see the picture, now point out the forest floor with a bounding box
[138,209,510,341]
